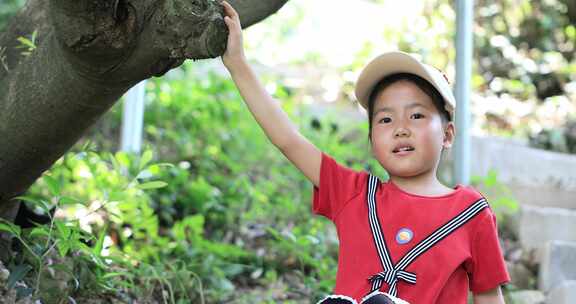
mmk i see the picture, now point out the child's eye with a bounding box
[411,113,425,119]
[378,117,392,124]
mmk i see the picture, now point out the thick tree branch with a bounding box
[0,0,290,219]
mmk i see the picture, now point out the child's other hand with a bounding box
[221,1,246,71]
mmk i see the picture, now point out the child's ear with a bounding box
[443,122,455,148]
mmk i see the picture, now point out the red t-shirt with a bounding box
[312,153,510,303]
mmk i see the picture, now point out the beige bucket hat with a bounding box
[354,51,456,120]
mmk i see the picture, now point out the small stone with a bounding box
[506,246,523,263]
[521,248,541,273]
[507,261,536,289]
[508,290,546,304]
[0,268,9,282]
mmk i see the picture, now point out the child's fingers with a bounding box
[224,15,237,30]
[222,1,242,28]
[221,1,239,19]
[223,16,234,29]
[222,6,241,34]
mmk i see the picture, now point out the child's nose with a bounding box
[394,127,411,137]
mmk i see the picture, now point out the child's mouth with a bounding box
[393,146,415,154]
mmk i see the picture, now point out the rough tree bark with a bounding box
[0,0,289,222]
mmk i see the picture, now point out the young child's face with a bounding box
[370,80,454,179]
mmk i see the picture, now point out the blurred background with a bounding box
[0,0,575,303]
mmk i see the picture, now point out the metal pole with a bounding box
[454,0,474,185]
[120,80,146,154]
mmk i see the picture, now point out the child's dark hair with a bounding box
[367,73,452,141]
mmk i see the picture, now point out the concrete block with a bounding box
[547,280,576,304]
[470,136,576,190]
[470,136,576,210]
[519,206,576,250]
[505,183,576,211]
[539,241,576,292]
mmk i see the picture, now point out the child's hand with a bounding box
[221,1,246,71]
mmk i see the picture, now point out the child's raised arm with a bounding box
[220,1,321,187]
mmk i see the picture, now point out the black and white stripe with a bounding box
[365,174,488,298]
[394,198,488,271]
[366,174,394,291]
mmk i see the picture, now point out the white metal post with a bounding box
[120,80,146,154]
[454,0,474,185]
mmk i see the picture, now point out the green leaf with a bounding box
[107,152,121,171]
[7,264,32,289]
[485,170,498,187]
[497,197,519,212]
[44,174,60,197]
[566,25,576,40]
[55,221,71,239]
[81,140,94,152]
[57,241,70,257]
[13,196,51,215]
[155,162,175,168]
[16,36,35,49]
[283,231,297,242]
[12,195,39,204]
[102,272,125,279]
[108,191,127,201]
[29,227,50,239]
[59,196,81,206]
[470,175,481,186]
[139,150,153,171]
[136,181,168,190]
[31,30,37,43]
[115,151,131,169]
[93,226,107,256]
[0,220,21,237]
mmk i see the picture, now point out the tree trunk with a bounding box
[0,0,288,222]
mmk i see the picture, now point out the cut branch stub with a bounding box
[49,0,228,82]
[154,0,228,60]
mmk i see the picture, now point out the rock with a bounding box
[547,280,576,304]
[508,290,546,304]
[521,248,541,273]
[0,260,9,283]
[506,245,523,263]
[539,241,576,292]
[499,212,520,241]
[507,261,536,289]
[0,267,8,282]
[519,206,576,251]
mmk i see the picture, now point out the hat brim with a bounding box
[354,51,455,119]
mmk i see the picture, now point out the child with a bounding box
[220,2,510,303]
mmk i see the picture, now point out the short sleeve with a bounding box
[312,152,365,221]
[465,208,511,293]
